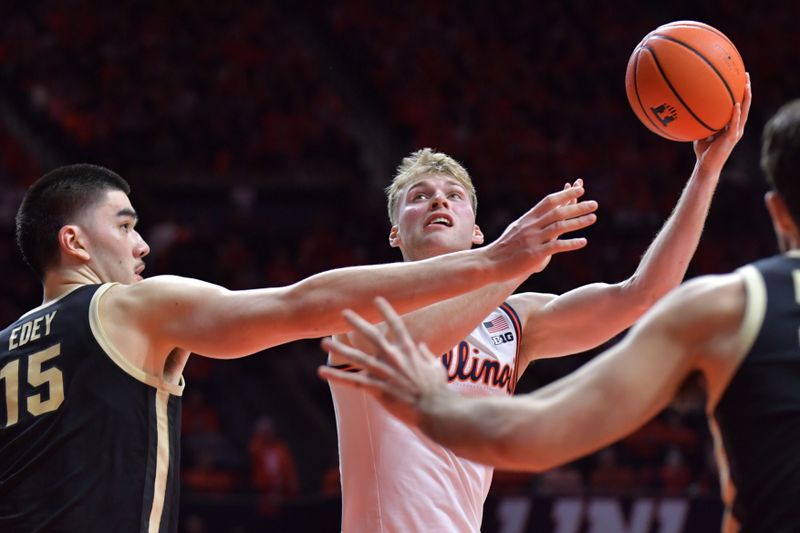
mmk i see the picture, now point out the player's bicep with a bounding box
[114,276,297,357]
[519,282,637,361]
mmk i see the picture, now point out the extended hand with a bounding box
[487,180,598,277]
[693,72,752,175]
[318,297,450,428]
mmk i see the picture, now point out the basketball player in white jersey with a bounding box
[327,78,750,532]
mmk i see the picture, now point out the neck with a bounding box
[42,266,103,304]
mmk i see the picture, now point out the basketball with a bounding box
[625,21,746,142]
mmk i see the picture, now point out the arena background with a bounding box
[0,1,795,531]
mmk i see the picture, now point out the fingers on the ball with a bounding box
[741,82,752,123]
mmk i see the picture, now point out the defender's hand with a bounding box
[318,297,449,428]
[485,180,598,278]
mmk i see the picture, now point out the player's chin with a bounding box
[419,240,462,257]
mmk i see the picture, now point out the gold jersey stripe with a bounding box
[147,389,171,532]
[706,267,767,412]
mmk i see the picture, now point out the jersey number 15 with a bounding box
[0,343,64,428]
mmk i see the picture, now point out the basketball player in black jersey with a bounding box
[0,162,598,532]
[322,98,800,532]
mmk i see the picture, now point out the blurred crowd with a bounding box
[0,1,797,530]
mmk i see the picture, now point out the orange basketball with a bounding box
[625,21,746,142]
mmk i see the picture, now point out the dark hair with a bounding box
[15,164,130,279]
[762,100,800,223]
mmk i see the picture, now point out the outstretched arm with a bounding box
[319,274,747,471]
[106,184,596,359]
[514,75,752,364]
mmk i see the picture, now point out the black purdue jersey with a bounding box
[0,284,184,533]
[713,254,800,532]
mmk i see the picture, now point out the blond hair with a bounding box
[385,148,477,224]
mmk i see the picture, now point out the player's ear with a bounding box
[389,225,401,248]
[472,224,485,245]
[765,191,797,230]
[58,225,91,263]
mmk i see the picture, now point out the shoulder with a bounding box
[104,275,224,309]
[506,292,556,318]
[665,272,762,409]
[633,273,747,358]
[639,273,745,329]
[98,276,230,336]
[649,273,745,319]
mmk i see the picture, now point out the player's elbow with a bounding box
[618,277,668,318]
[279,281,343,337]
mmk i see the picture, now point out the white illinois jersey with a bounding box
[330,303,522,533]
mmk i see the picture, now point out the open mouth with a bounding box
[425,215,453,227]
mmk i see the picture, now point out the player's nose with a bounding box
[135,234,150,258]
[430,190,449,209]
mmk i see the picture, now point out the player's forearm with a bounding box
[419,305,701,471]
[417,392,574,471]
[352,277,524,356]
[528,166,720,357]
[418,375,636,472]
[622,163,719,311]
[405,277,524,354]
[286,248,503,337]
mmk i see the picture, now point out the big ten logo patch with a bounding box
[492,332,515,345]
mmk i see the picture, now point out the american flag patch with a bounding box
[483,315,509,333]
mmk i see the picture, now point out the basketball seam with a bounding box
[650,33,736,105]
[643,43,717,134]
[632,48,683,141]
[660,23,741,63]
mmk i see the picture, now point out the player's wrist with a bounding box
[417,387,457,436]
[478,241,508,281]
